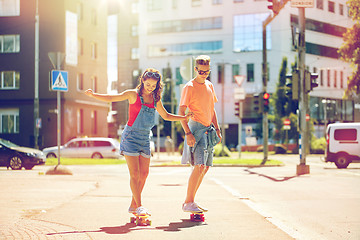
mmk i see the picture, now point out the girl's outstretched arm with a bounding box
[84,89,137,103]
[156,100,193,121]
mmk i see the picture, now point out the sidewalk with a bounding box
[0,164,294,240]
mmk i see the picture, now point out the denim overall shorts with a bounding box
[120,95,156,159]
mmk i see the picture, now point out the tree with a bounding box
[338,0,360,97]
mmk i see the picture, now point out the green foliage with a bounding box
[213,144,231,157]
[338,0,360,96]
[310,137,326,154]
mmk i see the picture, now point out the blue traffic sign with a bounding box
[51,70,68,91]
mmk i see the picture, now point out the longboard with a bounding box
[130,213,151,226]
[190,212,205,222]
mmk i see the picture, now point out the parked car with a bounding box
[42,137,121,159]
[325,122,360,168]
[0,138,45,170]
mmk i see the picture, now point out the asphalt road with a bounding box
[0,154,359,240]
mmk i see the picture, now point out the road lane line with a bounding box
[210,177,302,240]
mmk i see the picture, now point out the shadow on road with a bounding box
[46,219,206,237]
[156,219,207,232]
[244,168,298,182]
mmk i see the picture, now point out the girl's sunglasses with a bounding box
[144,71,160,79]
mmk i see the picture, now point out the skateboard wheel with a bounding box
[130,217,136,223]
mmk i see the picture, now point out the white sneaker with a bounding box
[136,206,150,216]
[195,203,208,212]
[128,207,136,213]
[182,202,202,213]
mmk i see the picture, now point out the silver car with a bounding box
[42,137,121,159]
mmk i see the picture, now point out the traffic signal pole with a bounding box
[297,7,310,175]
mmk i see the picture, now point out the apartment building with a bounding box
[137,0,357,147]
[0,0,109,148]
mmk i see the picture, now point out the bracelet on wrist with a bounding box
[185,132,192,135]
[215,128,220,131]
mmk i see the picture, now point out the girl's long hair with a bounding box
[136,68,163,103]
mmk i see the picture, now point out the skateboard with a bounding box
[190,212,205,222]
[130,213,152,226]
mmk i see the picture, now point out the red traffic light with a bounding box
[263,92,270,100]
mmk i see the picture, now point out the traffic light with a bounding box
[267,0,279,15]
[234,101,240,117]
[263,92,270,113]
[285,70,299,100]
[253,93,263,114]
[305,70,319,92]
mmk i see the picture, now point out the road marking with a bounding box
[210,177,302,240]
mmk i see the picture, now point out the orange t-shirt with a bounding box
[180,79,218,127]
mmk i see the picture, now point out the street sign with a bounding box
[51,70,68,91]
[284,125,291,130]
[291,0,314,8]
[283,119,291,125]
[180,57,195,81]
[234,88,246,100]
[234,75,245,87]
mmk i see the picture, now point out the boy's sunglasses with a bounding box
[196,67,211,75]
[144,71,160,79]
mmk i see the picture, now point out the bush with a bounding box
[214,144,231,157]
[311,137,326,154]
[274,144,287,154]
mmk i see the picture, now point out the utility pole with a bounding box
[34,0,39,149]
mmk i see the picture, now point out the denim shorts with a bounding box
[120,125,151,159]
[182,120,214,167]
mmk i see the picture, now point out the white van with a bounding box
[325,122,360,168]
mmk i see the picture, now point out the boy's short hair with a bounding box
[195,55,211,67]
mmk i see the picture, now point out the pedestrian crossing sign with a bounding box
[51,70,68,91]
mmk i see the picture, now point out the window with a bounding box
[334,70,337,88]
[316,0,323,10]
[320,69,324,86]
[334,129,357,141]
[328,1,335,13]
[175,67,183,85]
[148,0,162,10]
[91,76,97,92]
[1,71,20,89]
[232,64,240,83]
[148,41,222,57]
[213,0,222,4]
[217,65,223,84]
[131,48,139,60]
[91,111,97,135]
[77,109,84,134]
[192,0,201,6]
[247,64,254,82]
[77,73,84,91]
[131,25,138,37]
[131,2,139,14]
[77,3,83,21]
[0,35,20,53]
[0,0,20,16]
[327,69,330,87]
[78,38,83,56]
[172,0,178,9]
[0,109,19,133]
[91,42,97,59]
[234,0,244,2]
[91,9,97,25]
[340,71,344,88]
[339,4,344,15]
[233,13,271,52]
[93,140,111,147]
[148,17,222,34]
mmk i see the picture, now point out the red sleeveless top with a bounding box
[127,94,155,126]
